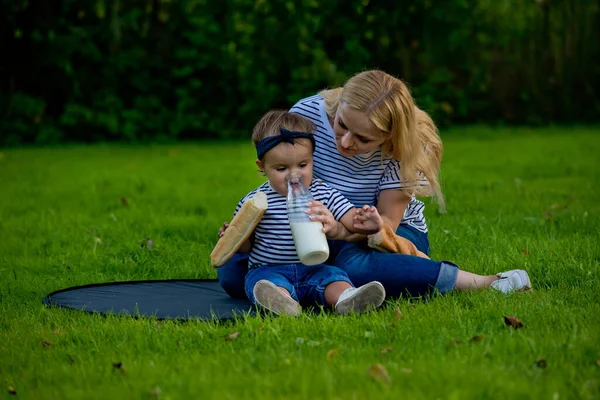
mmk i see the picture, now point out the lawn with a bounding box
[1,126,599,399]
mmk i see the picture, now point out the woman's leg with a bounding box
[217,253,250,299]
[396,224,430,256]
[333,243,458,298]
[334,243,531,296]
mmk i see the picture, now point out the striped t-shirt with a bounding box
[235,179,354,267]
[290,95,428,233]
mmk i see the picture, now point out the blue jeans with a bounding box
[218,224,459,299]
[245,264,352,306]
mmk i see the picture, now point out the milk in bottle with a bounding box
[286,174,329,266]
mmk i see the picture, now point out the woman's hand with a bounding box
[307,201,340,237]
[353,205,384,234]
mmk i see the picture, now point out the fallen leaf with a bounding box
[41,339,53,347]
[120,196,128,206]
[326,348,341,360]
[395,307,403,321]
[112,362,126,375]
[367,364,391,385]
[381,346,392,354]
[257,326,264,333]
[470,335,485,343]
[535,359,547,368]
[8,386,16,395]
[504,315,524,328]
[225,332,240,341]
[149,387,161,398]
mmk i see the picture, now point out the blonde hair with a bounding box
[319,70,444,211]
[252,109,316,148]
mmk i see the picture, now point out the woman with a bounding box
[218,70,531,298]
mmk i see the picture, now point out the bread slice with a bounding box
[210,191,268,267]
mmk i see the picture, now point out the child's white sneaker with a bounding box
[490,270,532,294]
[252,280,301,316]
[334,281,386,315]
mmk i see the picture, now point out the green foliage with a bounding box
[1,0,599,144]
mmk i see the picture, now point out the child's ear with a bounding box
[255,160,264,174]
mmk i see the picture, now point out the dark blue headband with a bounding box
[256,128,316,159]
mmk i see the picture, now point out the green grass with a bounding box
[1,126,599,399]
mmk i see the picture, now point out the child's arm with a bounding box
[307,202,383,241]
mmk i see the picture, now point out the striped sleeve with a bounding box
[312,181,354,221]
[379,160,430,192]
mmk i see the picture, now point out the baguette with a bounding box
[210,191,268,267]
[367,224,430,259]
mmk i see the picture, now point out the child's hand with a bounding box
[353,205,384,234]
[306,201,338,236]
[218,220,252,253]
[218,222,229,238]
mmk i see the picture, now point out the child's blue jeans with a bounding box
[244,263,353,307]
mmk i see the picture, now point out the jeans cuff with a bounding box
[434,261,459,294]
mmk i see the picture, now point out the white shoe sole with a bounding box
[334,281,386,315]
[253,280,301,316]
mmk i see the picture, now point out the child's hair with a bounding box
[252,110,316,146]
[319,70,444,211]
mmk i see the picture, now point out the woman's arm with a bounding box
[376,189,411,231]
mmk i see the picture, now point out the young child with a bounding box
[218,110,387,316]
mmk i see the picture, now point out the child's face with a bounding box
[256,139,314,196]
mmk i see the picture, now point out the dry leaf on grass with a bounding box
[257,326,264,333]
[8,386,16,395]
[225,332,240,341]
[504,315,524,328]
[381,346,392,354]
[326,348,341,360]
[112,362,126,375]
[368,364,391,385]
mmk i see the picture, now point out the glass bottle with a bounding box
[286,173,329,266]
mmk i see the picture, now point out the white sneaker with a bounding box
[252,280,301,316]
[334,281,386,315]
[490,270,532,294]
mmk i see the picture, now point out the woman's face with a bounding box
[332,103,387,157]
